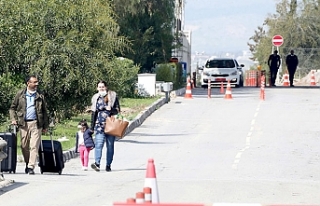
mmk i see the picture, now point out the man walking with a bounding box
[268,50,281,87]
[9,75,49,175]
[285,50,299,87]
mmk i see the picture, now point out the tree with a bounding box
[248,0,320,75]
[110,0,176,72]
[0,0,131,121]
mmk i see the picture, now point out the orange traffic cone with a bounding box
[220,81,224,94]
[310,71,316,86]
[144,159,159,203]
[283,71,289,86]
[224,80,233,99]
[184,78,193,99]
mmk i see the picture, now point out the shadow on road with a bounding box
[112,168,146,172]
[40,173,86,176]
[117,139,174,145]
[128,133,184,137]
[0,182,27,196]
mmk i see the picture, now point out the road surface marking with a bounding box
[232,101,262,170]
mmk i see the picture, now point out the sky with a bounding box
[184,0,280,56]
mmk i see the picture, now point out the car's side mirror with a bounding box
[240,64,245,67]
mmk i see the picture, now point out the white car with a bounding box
[199,57,244,88]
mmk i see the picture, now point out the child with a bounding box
[75,120,95,171]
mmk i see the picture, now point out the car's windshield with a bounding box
[205,60,235,68]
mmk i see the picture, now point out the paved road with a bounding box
[1,87,320,205]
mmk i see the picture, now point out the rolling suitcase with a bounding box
[0,125,17,174]
[38,131,64,175]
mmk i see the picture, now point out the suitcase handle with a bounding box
[40,127,57,167]
[49,132,57,167]
[8,124,17,135]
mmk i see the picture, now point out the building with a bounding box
[172,0,192,76]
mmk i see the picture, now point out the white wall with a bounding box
[181,30,192,74]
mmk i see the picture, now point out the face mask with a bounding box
[99,91,107,97]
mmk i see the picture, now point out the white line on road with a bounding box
[232,101,262,170]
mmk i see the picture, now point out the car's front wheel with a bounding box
[235,76,244,88]
[240,76,244,87]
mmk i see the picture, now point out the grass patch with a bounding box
[120,97,162,120]
[0,96,162,154]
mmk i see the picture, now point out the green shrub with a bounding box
[155,63,184,90]
[104,58,140,98]
[173,63,185,89]
[0,73,25,124]
[155,63,174,82]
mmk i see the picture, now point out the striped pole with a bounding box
[208,79,211,98]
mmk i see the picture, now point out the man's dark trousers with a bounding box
[288,67,296,86]
[270,67,278,86]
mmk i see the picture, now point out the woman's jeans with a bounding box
[94,133,115,166]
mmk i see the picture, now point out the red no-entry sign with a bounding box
[272,35,284,47]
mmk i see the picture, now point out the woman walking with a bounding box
[90,80,120,172]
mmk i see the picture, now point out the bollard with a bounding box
[220,81,224,94]
[136,192,145,204]
[143,187,152,203]
[126,198,136,203]
[260,74,265,100]
[208,79,211,98]
[192,72,197,88]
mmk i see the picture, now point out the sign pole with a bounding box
[269,45,274,87]
[276,46,281,85]
[271,35,284,86]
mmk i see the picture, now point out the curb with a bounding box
[62,150,79,163]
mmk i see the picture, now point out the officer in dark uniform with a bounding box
[268,50,281,87]
[285,50,299,87]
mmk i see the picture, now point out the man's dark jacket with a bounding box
[9,88,49,129]
[286,54,298,69]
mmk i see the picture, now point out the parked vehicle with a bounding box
[199,57,244,88]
